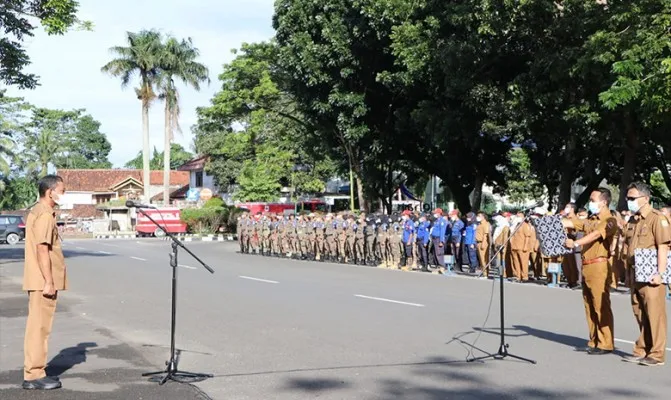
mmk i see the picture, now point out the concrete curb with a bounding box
[94,233,137,239]
[160,234,237,242]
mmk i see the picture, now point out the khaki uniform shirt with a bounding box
[476,221,490,250]
[23,203,68,291]
[571,208,617,261]
[510,222,532,252]
[624,204,671,267]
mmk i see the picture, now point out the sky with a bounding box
[5,0,275,168]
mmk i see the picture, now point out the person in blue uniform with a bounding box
[401,210,415,269]
[416,214,431,271]
[430,208,447,269]
[463,212,480,273]
[449,210,464,268]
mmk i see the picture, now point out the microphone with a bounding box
[125,200,155,209]
[521,201,544,212]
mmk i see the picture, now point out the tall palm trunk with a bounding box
[163,100,171,206]
[142,99,151,203]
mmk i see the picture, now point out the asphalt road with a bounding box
[2,238,671,399]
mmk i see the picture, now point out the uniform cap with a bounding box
[433,208,443,215]
[401,210,412,216]
[502,212,512,217]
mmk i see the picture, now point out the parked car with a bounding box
[0,215,25,245]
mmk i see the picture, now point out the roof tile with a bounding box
[58,169,189,192]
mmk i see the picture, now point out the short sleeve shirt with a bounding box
[570,208,618,260]
[22,203,68,291]
[624,204,671,267]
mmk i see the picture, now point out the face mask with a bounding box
[624,215,631,223]
[433,214,439,219]
[52,192,64,206]
[588,201,600,215]
[402,215,408,220]
[563,208,571,215]
[578,215,587,220]
[627,200,641,214]
[476,217,482,222]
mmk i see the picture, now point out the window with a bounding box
[0,217,8,225]
[195,171,204,187]
[7,217,21,224]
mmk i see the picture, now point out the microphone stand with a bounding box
[134,207,216,385]
[468,211,536,364]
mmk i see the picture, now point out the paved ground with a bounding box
[2,239,671,399]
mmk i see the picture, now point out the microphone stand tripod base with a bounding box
[143,362,213,385]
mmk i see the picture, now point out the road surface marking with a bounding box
[239,276,279,284]
[130,257,146,261]
[614,338,671,352]
[97,251,113,255]
[179,264,197,270]
[101,243,120,248]
[354,294,425,307]
[75,247,86,250]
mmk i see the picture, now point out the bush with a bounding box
[203,197,225,209]
[181,207,227,234]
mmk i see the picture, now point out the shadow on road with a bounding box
[0,247,115,265]
[46,342,98,378]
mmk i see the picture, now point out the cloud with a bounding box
[5,0,275,167]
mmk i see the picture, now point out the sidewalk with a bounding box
[0,271,209,400]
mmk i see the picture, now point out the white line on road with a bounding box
[179,264,197,270]
[614,338,671,352]
[130,257,146,261]
[97,251,113,255]
[354,294,425,307]
[75,247,86,250]
[239,276,279,284]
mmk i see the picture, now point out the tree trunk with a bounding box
[445,178,472,212]
[142,100,151,203]
[471,173,484,212]
[617,113,639,210]
[545,183,556,210]
[355,175,365,212]
[557,137,576,207]
[163,102,171,206]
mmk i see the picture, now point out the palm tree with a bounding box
[101,30,163,202]
[24,129,61,178]
[0,134,14,192]
[157,37,210,204]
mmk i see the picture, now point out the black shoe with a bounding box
[588,348,612,355]
[622,355,645,364]
[22,377,62,390]
[575,346,595,353]
[639,357,665,366]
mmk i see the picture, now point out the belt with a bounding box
[583,257,608,265]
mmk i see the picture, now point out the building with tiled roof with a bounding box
[55,169,190,220]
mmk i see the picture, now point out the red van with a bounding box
[135,208,187,237]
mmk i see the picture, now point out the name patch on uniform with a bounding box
[662,220,669,228]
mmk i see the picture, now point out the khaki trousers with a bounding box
[511,250,530,281]
[24,290,57,380]
[582,262,614,350]
[631,278,667,362]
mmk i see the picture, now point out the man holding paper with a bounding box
[562,188,617,355]
[622,182,670,366]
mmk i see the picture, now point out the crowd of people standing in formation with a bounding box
[237,182,671,367]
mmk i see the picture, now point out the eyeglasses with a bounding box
[626,196,645,201]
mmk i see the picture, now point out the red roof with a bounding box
[178,155,207,171]
[58,169,189,192]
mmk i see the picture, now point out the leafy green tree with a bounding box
[234,144,293,202]
[102,30,164,202]
[0,175,37,209]
[1,0,91,89]
[124,143,193,170]
[194,41,337,200]
[0,92,32,186]
[53,112,112,169]
[158,36,209,204]
[502,148,544,206]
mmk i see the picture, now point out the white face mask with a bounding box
[433,214,439,219]
[578,215,587,220]
[476,217,482,222]
[563,208,571,215]
[624,215,631,223]
[52,192,64,206]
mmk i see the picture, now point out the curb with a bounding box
[94,234,137,239]
[160,234,237,242]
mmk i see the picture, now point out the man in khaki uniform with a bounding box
[563,188,617,355]
[510,212,533,281]
[22,175,67,390]
[621,182,670,366]
[475,212,491,276]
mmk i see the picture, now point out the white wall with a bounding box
[64,192,94,205]
[189,170,217,192]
